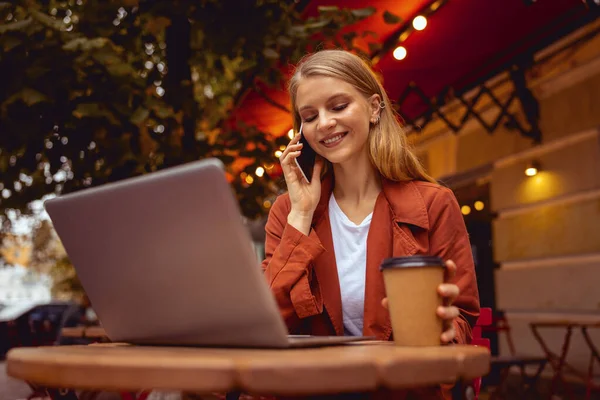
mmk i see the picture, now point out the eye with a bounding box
[302,115,317,123]
[333,103,348,111]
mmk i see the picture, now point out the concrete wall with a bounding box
[491,72,600,371]
[411,24,600,373]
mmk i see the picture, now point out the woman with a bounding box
[261,50,480,397]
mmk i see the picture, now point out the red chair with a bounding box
[471,307,493,399]
[476,309,548,399]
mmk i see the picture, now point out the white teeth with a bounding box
[324,134,344,144]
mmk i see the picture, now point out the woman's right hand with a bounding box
[279,133,324,235]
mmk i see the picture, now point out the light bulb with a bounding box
[393,46,407,61]
[413,16,427,31]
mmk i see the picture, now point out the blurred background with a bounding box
[1,0,600,398]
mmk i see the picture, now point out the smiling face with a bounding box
[295,76,380,166]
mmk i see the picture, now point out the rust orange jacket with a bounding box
[261,174,480,344]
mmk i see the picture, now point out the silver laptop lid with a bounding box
[45,158,290,347]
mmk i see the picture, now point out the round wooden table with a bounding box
[60,326,108,340]
[7,343,489,397]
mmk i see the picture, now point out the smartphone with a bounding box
[293,123,317,183]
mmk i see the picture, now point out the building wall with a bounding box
[411,24,600,372]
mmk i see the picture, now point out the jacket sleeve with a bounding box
[428,187,481,344]
[261,195,325,332]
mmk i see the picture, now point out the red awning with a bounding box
[234,0,595,136]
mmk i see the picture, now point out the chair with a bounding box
[470,307,493,400]
[480,310,548,399]
[449,307,493,400]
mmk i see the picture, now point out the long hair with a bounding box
[288,50,435,183]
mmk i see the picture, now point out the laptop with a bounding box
[45,158,371,348]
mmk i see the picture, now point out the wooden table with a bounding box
[530,316,600,399]
[60,326,108,340]
[7,343,489,398]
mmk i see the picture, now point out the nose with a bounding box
[317,111,336,132]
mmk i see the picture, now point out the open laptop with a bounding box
[44,158,371,348]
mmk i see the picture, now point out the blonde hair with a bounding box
[288,50,435,183]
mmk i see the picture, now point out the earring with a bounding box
[371,100,386,125]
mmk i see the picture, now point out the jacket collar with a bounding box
[313,172,430,230]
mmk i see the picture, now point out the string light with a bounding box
[388,1,448,63]
[287,129,294,139]
[461,205,471,216]
[255,166,265,177]
[412,16,427,30]
[393,46,407,61]
[275,150,283,158]
[474,201,484,211]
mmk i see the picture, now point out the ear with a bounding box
[368,94,382,122]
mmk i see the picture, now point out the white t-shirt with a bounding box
[328,194,372,336]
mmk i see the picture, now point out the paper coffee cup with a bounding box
[380,256,445,346]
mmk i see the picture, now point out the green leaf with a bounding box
[155,106,174,119]
[276,35,292,47]
[239,59,257,72]
[303,18,331,30]
[287,25,307,36]
[106,63,136,77]
[262,48,279,59]
[362,30,378,38]
[0,18,32,34]
[1,36,21,52]
[368,42,382,54]
[317,6,339,13]
[73,103,120,125]
[4,88,49,106]
[351,7,376,19]
[221,56,238,81]
[22,88,48,105]
[63,37,109,51]
[383,10,402,24]
[30,10,66,31]
[92,50,122,66]
[342,31,357,47]
[130,107,150,125]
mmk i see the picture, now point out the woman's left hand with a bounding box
[381,259,461,344]
[437,259,460,344]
